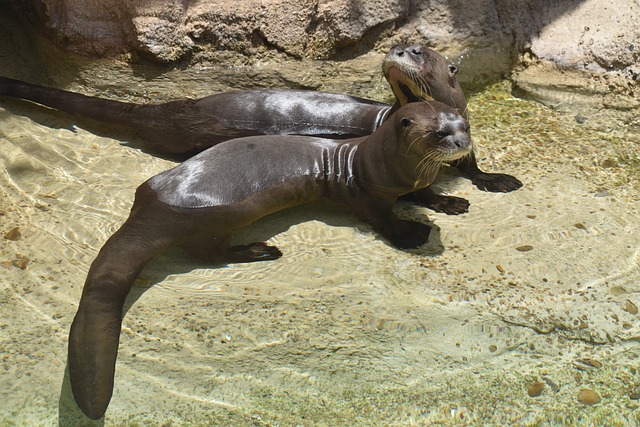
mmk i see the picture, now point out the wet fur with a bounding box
[68,101,471,419]
[0,44,521,195]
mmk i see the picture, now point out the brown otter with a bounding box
[383,44,522,193]
[68,100,471,419]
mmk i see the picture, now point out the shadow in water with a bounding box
[121,199,446,313]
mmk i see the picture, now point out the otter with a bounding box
[68,101,472,419]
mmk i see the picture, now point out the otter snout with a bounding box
[384,44,428,70]
[431,112,472,160]
[437,130,471,161]
[451,132,471,150]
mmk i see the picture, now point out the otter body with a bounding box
[68,101,472,419]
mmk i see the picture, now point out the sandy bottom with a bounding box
[1,30,640,427]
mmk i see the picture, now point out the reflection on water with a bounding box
[1,21,640,427]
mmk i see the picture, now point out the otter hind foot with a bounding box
[387,220,432,249]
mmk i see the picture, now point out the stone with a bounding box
[577,388,601,405]
[4,227,21,241]
[527,381,544,397]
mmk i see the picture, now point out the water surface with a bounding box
[1,15,639,427]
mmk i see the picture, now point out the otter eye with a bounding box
[401,118,412,127]
[448,64,458,75]
[436,130,449,138]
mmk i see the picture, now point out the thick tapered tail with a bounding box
[0,76,155,128]
[68,280,126,419]
[67,216,169,419]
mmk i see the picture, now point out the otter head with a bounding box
[382,44,468,120]
[394,101,471,188]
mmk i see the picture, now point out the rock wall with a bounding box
[2,0,638,104]
[6,0,412,62]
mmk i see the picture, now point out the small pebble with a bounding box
[542,376,560,393]
[4,227,21,241]
[578,322,588,330]
[630,386,640,400]
[12,258,29,270]
[496,265,505,273]
[527,381,545,397]
[624,300,638,315]
[578,388,600,405]
[579,358,603,368]
[600,159,616,168]
[516,245,533,252]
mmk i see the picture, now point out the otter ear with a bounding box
[448,64,458,76]
[400,117,411,127]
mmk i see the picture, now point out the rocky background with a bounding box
[2,0,639,108]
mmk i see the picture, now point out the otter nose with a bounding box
[408,45,422,56]
[392,44,423,58]
[392,45,406,57]
[452,133,471,150]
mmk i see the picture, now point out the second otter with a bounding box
[0,44,521,197]
[382,44,522,193]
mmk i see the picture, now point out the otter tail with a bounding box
[67,188,176,419]
[0,76,164,129]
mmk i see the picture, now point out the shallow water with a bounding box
[2,16,640,427]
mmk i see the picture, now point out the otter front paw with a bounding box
[418,194,469,215]
[470,172,522,192]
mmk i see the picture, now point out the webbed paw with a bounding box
[470,172,522,192]
[417,194,469,215]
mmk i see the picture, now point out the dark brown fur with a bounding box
[68,101,472,419]
[0,44,521,202]
[382,44,522,193]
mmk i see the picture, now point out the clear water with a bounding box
[1,12,640,427]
